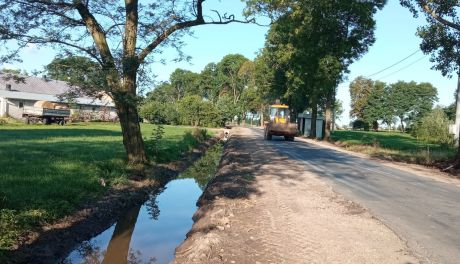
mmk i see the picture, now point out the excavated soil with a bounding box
[173,127,419,264]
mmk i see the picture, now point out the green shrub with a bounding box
[352,119,370,131]
[413,108,454,145]
[145,124,165,160]
[140,100,179,125]
[192,128,210,143]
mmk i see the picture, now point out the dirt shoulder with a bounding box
[174,127,418,264]
[4,135,221,264]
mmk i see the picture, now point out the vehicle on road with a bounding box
[264,104,298,141]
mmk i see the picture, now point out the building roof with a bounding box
[0,73,114,107]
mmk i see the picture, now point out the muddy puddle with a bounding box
[62,143,222,264]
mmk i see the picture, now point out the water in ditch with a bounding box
[62,143,222,264]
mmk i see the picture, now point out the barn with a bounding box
[0,72,117,121]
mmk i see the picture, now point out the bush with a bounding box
[141,96,228,128]
[140,100,179,125]
[192,128,210,142]
[352,119,370,131]
[146,124,165,160]
[413,108,454,145]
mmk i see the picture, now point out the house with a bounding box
[0,73,117,121]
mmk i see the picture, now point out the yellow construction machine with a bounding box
[264,104,298,141]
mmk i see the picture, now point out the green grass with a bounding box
[331,130,456,164]
[0,122,210,249]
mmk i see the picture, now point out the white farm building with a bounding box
[0,73,117,121]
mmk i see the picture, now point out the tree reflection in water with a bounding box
[145,190,162,221]
[66,203,158,264]
[65,143,222,264]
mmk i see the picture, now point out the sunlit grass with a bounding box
[331,130,456,164]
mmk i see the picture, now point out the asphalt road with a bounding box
[254,128,460,264]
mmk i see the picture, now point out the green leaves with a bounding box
[401,0,460,77]
[141,53,270,127]
[349,77,438,131]
[45,56,108,99]
[414,107,454,145]
[256,0,386,113]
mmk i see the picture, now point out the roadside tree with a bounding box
[389,81,438,131]
[170,69,201,100]
[362,81,391,131]
[250,0,385,139]
[350,76,374,120]
[400,0,460,166]
[216,54,249,106]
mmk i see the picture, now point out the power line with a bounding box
[377,55,427,80]
[366,49,420,78]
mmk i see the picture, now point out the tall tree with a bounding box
[349,76,374,121]
[400,0,460,166]
[0,1,254,165]
[170,69,201,100]
[198,63,220,103]
[362,81,391,131]
[390,81,438,131]
[249,0,385,139]
[216,54,249,105]
[253,52,278,126]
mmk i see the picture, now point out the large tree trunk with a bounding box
[372,120,379,131]
[399,116,405,132]
[116,98,148,164]
[114,72,148,165]
[310,102,318,139]
[324,98,333,141]
[260,105,264,127]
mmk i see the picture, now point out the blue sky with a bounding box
[1,0,457,125]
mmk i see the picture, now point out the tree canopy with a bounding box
[400,0,460,166]
[349,77,438,131]
[400,0,460,76]
[141,53,267,127]
[248,0,386,139]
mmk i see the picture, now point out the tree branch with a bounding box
[137,0,254,63]
[1,27,102,64]
[124,0,138,59]
[74,2,115,68]
[421,1,460,31]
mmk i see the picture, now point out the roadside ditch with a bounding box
[4,133,223,264]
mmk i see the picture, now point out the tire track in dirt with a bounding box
[262,170,323,264]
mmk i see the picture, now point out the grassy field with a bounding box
[0,122,210,249]
[331,130,456,164]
